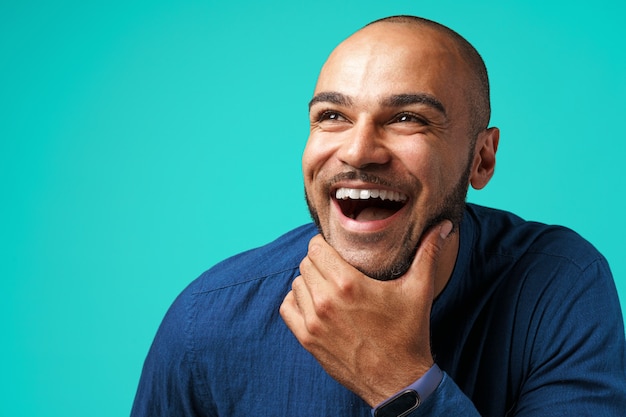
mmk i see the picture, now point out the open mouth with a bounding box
[335,187,408,222]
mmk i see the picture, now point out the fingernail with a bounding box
[440,221,453,239]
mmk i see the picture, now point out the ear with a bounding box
[469,127,499,190]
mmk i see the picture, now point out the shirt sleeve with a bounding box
[405,373,481,417]
[509,257,626,416]
[412,257,626,417]
[130,288,213,417]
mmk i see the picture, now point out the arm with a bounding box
[423,250,626,417]
[131,290,211,417]
[279,221,483,414]
[508,257,626,416]
[279,222,626,416]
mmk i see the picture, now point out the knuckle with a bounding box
[308,239,322,258]
[291,275,303,290]
[304,316,324,339]
[298,332,315,348]
[335,275,356,299]
[278,299,290,318]
[299,257,312,275]
[418,239,442,265]
[312,293,334,319]
[423,243,440,261]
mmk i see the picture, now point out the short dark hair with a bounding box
[366,15,491,136]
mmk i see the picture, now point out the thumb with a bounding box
[403,220,454,291]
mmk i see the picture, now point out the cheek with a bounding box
[396,142,457,195]
[302,135,338,183]
[301,147,317,188]
[396,142,441,179]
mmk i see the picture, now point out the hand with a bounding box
[280,221,454,406]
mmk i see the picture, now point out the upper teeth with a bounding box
[335,187,407,202]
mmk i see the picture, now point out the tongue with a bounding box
[355,207,397,222]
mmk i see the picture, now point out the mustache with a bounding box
[328,170,396,188]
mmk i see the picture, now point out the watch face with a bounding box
[374,390,420,417]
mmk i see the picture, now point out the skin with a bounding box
[280,21,499,407]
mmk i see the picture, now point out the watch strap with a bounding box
[372,364,443,417]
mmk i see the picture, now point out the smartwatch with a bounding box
[372,364,443,417]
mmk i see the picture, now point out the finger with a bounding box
[280,279,325,346]
[299,254,343,324]
[298,250,331,305]
[305,235,342,282]
[305,234,358,294]
[404,220,453,289]
[290,274,315,317]
[281,275,319,334]
[279,290,306,334]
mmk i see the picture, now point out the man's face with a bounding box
[303,23,479,280]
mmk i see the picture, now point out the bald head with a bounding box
[320,15,491,137]
[369,16,490,134]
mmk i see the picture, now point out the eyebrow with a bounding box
[308,92,353,110]
[381,93,447,116]
[308,91,446,116]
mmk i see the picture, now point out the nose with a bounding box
[336,120,391,169]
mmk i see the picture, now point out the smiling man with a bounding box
[132,16,626,417]
[301,18,495,283]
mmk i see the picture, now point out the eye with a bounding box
[317,110,348,123]
[390,112,428,125]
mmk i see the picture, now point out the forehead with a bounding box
[314,23,470,111]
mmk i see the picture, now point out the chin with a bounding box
[336,245,416,281]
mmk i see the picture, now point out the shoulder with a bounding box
[188,223,318,294]
[148,223,318,353]
[465,203,605,271]
[461,203,616,315]
[133,225,319,415]
[452,205,626,416]
[463,204,619,333]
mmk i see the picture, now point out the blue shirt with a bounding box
[131,204,626,416]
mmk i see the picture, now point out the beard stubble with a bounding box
[304,147,474,281]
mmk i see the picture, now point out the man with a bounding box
[131,16,626,416]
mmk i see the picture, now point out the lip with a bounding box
[330,182,410,233]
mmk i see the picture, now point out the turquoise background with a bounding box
[1,1,624,415]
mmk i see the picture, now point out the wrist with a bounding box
[371,364,443,417]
